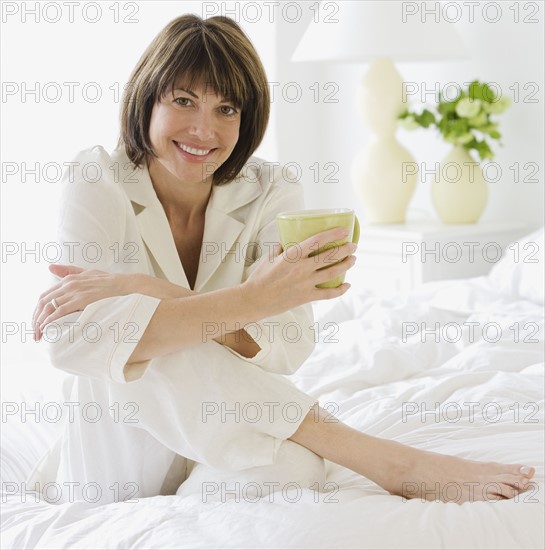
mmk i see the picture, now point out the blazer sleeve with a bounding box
[223,168,316,375]
[43,147,161,383]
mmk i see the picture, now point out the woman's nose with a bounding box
[187,109,215,142]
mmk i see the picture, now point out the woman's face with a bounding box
[148,80,241,186]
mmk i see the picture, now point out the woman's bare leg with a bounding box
[289,405,536,504]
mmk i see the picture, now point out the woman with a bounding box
[31,14,534,505]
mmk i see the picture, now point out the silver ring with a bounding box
[51,298,59,310]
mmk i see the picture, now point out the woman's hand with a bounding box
[32,264,258,357]
[240,226,357,319]
[32,264,142,341]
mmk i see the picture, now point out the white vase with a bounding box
[432,146,488,224]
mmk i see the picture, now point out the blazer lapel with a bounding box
[117,153,188,287]
[193,207,245,291]
[116,150,262,291]
[136,204,189,287]
[194,164,263,291]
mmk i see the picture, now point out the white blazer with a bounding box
[46,145,316,381]
[28,146,318,503]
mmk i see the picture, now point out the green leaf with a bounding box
[437,100,457,115]
[483,84,496,102]
[415,109,436,128]
[479,124,501,138]
[469,139,494,161]
[399,115,421,130]
[442,118,469,137]
[455,132,474,145]
[468,81,481,100]
[468,80,497,102]
[467,112,488,127]
[483,96,511,114]
[437,117,450,133]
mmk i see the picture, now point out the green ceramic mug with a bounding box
[276,208,360,288]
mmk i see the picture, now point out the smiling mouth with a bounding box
[174,141,214,156]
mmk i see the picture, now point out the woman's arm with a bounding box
[35,265,260,358]
[131,273,261,358]
[126,230,354,364]
[230,178,319,375]
[36,228,355,366]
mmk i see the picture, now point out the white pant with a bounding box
[27,341,321,505]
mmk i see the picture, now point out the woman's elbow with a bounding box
[269,330,316,375]
[288,333,316,374]
[42,314,118,382]
[42,313,82,373]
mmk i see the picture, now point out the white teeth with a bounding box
[176,142,211,156]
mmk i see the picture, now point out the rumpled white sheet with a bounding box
[1,275,544,549]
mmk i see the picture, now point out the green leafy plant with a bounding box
[398,80,511,161]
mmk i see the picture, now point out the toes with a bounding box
[495,474,530,491]
[490,463,535,479]
[485,474,538,501]
[510,464,535,479]
[467,460,535,480]
[484,482,517,501]
[519,465,535,478]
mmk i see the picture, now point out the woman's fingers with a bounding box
[32,282,63,332]
[38,300,82,337]
[283,229,356,271]
[33,295,62,341]
[33,300,56,341]
[35,294,86,341]
[289,227,349,260]
[311,282,352,301]
[49,264,86,277]
[32,281,66,323]
[32,265,85,335]
[32,269,128,341]
[310,241,357,269]
[312,253,357,286]
[34,291,67,334]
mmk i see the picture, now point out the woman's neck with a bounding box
[148,159,213,224]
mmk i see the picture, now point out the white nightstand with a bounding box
[350,221,530,295]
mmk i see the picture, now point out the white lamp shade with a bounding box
[292,0,468,63]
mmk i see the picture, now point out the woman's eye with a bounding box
[174,97,192,106]
[220,105,238,116]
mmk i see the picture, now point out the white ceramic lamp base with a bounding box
[352,136,418,224]
[351,58,417,224]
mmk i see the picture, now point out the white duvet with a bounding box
[1,235,544,549]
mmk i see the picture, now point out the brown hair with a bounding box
[119,15,270,185]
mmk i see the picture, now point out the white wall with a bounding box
[276,0,544,230]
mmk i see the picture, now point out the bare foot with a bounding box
[290,406,537,504]
[367,438,536,503]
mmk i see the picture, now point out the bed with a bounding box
[1,228,543,550]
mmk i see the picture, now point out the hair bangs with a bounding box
[159,29,249,110]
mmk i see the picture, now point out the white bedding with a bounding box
[1,234,544,549]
